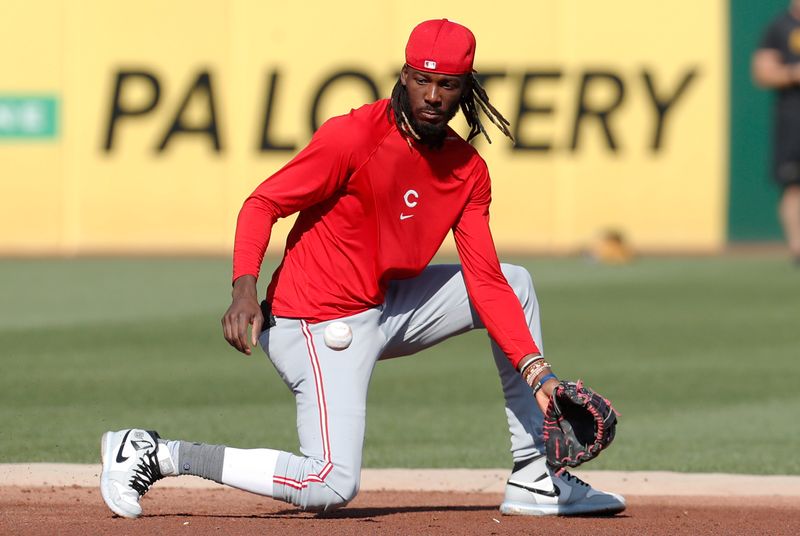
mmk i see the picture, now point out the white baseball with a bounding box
[323,321,352,350]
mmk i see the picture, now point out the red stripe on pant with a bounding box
[273,321,333,489]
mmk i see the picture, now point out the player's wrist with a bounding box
[516,354,541,373]
[532,372,558,397]
[231,274,258,299]
[519,356,557,390]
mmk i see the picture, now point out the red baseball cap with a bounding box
[405,19,476,76]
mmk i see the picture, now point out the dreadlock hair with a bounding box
[387,71,514,146]
[460,74,514,143]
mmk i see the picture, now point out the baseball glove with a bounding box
[542,380,618,471]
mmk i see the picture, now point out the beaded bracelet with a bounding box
[522,359,552,387]
[519,356,543,379]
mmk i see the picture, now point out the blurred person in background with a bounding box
[753,0,800,265]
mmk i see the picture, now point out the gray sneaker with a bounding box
[499,456,626,516]
[100,429,176,518]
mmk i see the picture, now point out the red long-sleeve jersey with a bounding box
[233,99,540,367]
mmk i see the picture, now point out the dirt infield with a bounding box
[2,466,800,535]
[3,486,800,535]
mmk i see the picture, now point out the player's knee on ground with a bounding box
[279,458,360,512]
[299,478,359,512]
[500,263,535,308]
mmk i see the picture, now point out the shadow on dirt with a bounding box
[145,505,629,520]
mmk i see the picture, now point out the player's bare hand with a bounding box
[222,275,263,355]
[518,354,560,413]
[535,378,559,414]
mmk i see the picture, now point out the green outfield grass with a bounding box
[1,255,798,474]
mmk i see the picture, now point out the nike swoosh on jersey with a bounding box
[507,479,561,498]
[400,213,414,220]
[115,430,133,463]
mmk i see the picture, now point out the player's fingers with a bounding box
[251,314,264,347]
[224,312,242,351]
[535,391,550,414]
[224,314,242,352]
[222,314,234,347]
[234,313,252,355]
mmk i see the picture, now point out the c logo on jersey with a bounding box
[401,189,419,220]
[791,28,800,55]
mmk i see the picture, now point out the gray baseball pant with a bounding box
[259,263,544,511]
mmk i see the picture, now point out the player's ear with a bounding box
[400,65,409,87]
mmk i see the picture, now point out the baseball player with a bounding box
[100,19,626,518]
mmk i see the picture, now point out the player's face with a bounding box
[401,66,464,130]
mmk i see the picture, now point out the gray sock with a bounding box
[175,441,226,482]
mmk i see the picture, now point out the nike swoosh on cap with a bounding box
[400,213,414,220]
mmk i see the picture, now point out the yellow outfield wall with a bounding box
[0,0,727,256]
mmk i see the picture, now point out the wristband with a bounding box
[532,373,558,396]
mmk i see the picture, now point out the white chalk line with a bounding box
[2,464,799,496]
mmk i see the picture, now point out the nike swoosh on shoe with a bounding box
[507,479,561,498]
[115,429,132,463]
